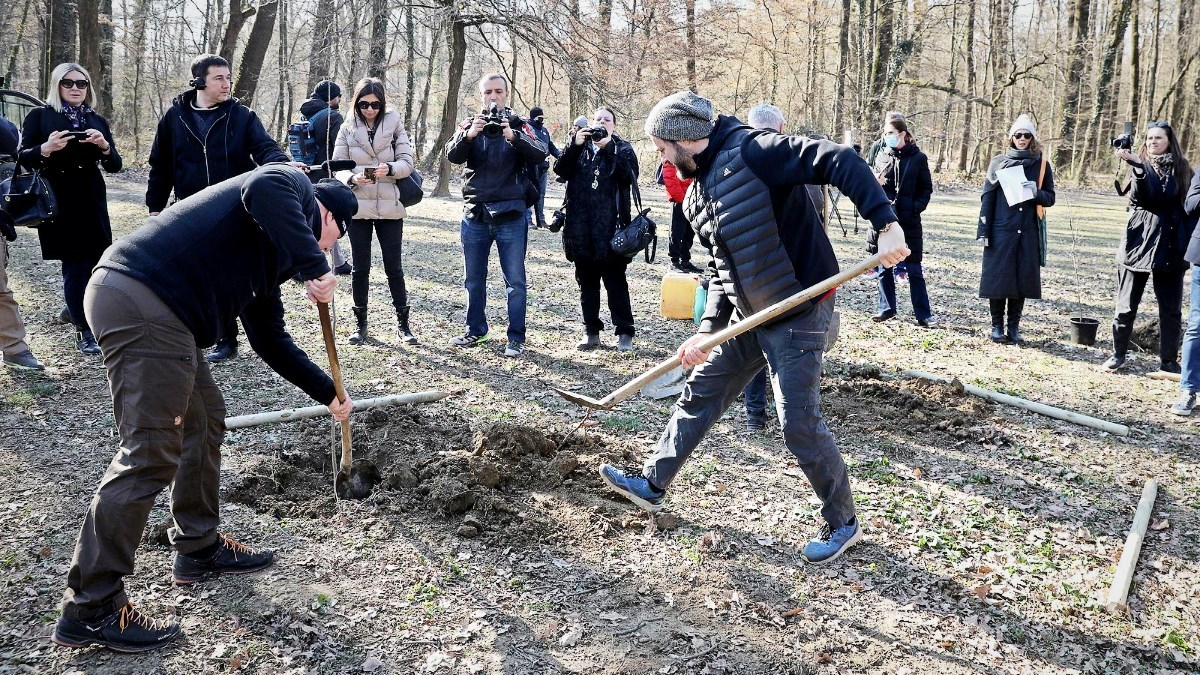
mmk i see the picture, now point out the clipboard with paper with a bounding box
[995,165,1035,205]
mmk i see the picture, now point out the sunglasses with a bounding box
[357,100,382,110]
[1012,132,1033,140]
[1147,121,1170,129]
[60,78,90,90]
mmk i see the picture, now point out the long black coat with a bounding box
[553,135,639,263]
[18,106,122,262]
[871,142,932,264]
[1118,160,1191,273]
[978,151,1055,299]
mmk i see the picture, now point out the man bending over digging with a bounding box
[600,92,909,565]
[52,165,357,652]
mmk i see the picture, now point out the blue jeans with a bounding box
[743,367,768,417]
[1182,265,1200,393]
[878,262,932,320]
[645,300,855,528]
[460,212,528,343]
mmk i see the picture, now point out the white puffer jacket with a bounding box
[332,110,415,220]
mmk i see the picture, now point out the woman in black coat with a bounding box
[18,62,121,355]
[553,107,639,351]
[870,118,935,326]
[978,114,1055,345]
[1102,121,1194,373]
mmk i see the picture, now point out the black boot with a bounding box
[398,306,417,345]
[75,327,101,356]
[349,307,368,346]
[989,299,1008,343]
[1006,298,1025,345]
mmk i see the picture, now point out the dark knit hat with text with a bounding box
[644,91,714,141]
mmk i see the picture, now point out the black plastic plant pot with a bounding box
[1069,317,1100,346]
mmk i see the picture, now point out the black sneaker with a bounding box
[1160,361,1182,374]
[2,350,45,371]
[205,340,238,363]
[76,330,101,356]
[871,310,896,323]
[52,603,181,653]
[333,262,353,276]
[745,413,767,432]
[673,260,704,274]
[1101,354,1126,372]
[172,534,274,584]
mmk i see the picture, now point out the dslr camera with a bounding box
[585,126,609,142]
[1111,121,1135,151]
[480,103,523,135]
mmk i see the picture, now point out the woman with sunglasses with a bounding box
[553,106,640,351]
[869,117,935,326]
[1104,121,1194,373]
[977,114,1054,345]
[332,77,417,346]
[17,62,121,355]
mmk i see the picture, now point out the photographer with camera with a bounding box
[445,73,547,357]
[553,107,640,352]
[1103,121,1193,374]
[18,62,121,357]
[526,106,561,229]
[978,114,1055,345]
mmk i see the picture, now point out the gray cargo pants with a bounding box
[62,269,225,620]
[644,298,856,529]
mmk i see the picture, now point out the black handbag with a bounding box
[397,169,424,207]
[0,169,58,229]
[609,182,657,262]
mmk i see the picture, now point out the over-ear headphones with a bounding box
[191,75,207,90]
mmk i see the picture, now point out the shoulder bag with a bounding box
[609,181,657,263]
[0,168,58,230]
[1036,156,1048,267]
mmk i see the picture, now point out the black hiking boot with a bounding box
[205,338,237,363]
[349,307,368,346]
[75,329,101,356]
[172,534,274,584]
[990,324,1008,343]
[52,603,181,653]
[398,306,417,345]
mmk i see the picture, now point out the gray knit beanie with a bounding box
[644,91,715,141]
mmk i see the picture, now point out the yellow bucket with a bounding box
[661,271,701,319]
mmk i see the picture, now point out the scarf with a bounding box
[1148,153,1174,179]
[62,104,92,130]
[987,148,1038,183]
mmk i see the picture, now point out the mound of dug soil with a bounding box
[825,370,993,438]
[223,406,627,536]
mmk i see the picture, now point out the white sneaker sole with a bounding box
[597,465,664,513]
[802,524,863,565]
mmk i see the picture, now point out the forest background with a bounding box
[2,0,1197,194]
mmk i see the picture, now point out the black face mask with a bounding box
[530,118,544,129]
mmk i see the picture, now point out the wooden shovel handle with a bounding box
[317,301,352,473]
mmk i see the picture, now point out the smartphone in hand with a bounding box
[364,167,377,182]
[66,131,91,141]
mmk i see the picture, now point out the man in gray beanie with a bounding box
[601,91,909,565]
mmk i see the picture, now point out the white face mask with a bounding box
[884,135,901,149]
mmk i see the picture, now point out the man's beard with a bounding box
[674,151,700,179]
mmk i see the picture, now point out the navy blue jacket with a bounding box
[446,117,547,208]
[0,116,17,156]
[99,165,335,404]
[146,89,289,212]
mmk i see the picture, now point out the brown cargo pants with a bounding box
[0,240,32,357]
[62,268,225,620]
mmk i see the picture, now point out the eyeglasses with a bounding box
[60,79,90,90]
[1012,132,1033,140]
[357,101,382,110]
[1147,121,1170,129]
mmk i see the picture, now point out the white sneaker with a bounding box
[504,341,524,357]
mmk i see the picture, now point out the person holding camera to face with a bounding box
[331,77,418,346]
[17,62,121,356]
[146,54,293,363]
[445,73,547,358]
[1103,121,1194,373]
[978,114,1055,345]
[553,107,640,352]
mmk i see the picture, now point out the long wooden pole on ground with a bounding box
[903,370,1130,436]
[1107,479,1158,613]
[224,391,451,430]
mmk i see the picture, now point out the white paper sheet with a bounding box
[996,165,1035,205]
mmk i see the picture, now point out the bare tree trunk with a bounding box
[219,0,257,63]
[308,0,335,90]
[685,0,697,92]
[234,0,278,106]
[47,0,79,91]
[1079,0,1133,178]
[1053,0,1092,174]
[936,0,960,172]
[5,0,34,85]
[833,0,851,134]
[957,0,978,173]
[1126,0,1139,124]
[431,18,466,198]
[405,0,415,124]
[867,0,894,124]
[985,0,1012,161]
[273,0,289,138]
[367,0,387,79]
[1168,0,1193,150]
[415,20,443,159]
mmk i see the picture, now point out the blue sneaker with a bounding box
[598,464,665,512]
[801,517,862,564]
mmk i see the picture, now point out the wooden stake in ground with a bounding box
[1107,479,1158,614]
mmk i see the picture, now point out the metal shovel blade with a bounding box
[553,387,614,410]
[335,458,381,500]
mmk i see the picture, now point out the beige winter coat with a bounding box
[332,110,415,220]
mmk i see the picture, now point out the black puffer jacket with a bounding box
[146,89,289,212]
[97,165,335,404]
[1118,159,1191,272]
[870,142,932,264]
[977,150,1055,299]
[553,136,638,263]
[682,115,896,333]
[445,117,547,210]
